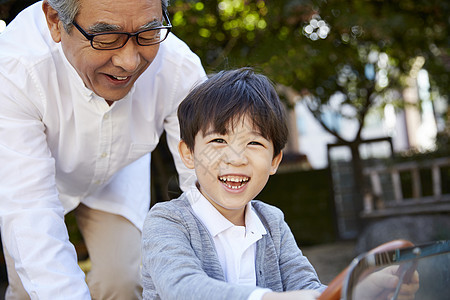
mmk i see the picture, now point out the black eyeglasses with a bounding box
[72,10,172,50]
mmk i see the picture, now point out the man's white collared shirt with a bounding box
[0,2,205,298]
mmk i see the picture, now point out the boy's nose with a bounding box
[223,148,248,166]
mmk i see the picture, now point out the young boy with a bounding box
[141,68,326,300]
[142,68,420,300]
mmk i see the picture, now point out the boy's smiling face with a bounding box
[179,115,283,225]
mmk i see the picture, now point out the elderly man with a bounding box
[0,0,205,298]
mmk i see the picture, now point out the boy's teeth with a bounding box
[219,176,250,189]
[227,185,240,189]
[219,176,249,182]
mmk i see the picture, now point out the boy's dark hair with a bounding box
[178,67,288,157]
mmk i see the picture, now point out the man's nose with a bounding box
[111,40,141,72]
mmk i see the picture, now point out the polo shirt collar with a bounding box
[186,184,267,238]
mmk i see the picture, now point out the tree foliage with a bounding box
[2,0,448,143]
[169,0,450,143]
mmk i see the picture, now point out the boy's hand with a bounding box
[354,265,419,300]
[262,290,321,300]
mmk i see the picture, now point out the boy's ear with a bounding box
[178,140,195,169]
[42,1,63,43]
[269,151,283,175]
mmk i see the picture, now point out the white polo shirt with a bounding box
[187,185,272,300]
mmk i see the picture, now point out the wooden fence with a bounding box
[362,157,450,218]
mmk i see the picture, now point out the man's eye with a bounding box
[139,29,160,42]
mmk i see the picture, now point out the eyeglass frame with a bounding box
[71,10,172,50]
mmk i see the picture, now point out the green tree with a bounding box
[170,0,449,229]
[170,0,449,144]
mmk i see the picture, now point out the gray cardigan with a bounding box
[142,194,326,300]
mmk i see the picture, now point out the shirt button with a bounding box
[103,114,109,120]
[101,152,108,158]
[94,180,101,185]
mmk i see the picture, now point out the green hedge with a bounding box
[258,168,336,246]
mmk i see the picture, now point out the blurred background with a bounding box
[1,0,449,291]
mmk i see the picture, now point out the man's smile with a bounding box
[111,75,130,80]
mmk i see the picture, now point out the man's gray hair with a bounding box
[46,0,169,32]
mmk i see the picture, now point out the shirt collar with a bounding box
[58,43,94,100]
[186,184,267,238]
[244,201,267,238]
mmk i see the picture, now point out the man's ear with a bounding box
[42,0,63,43]
[269,151,283,175]
[178,140,195,169]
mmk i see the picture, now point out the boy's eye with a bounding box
[210,138,226,144]
[248,141,263,146]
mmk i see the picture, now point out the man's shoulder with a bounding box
[137,34,205,103]
[155,33,202,68]
[0,3,58,69]
[159,33,194,55]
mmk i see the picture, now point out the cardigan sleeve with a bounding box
[141,200,257,300]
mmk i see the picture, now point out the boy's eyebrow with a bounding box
[88,20,161,33]
[247,131,268,141]
[250,131,265,138]
[203,129,265,138]
[203,130,221,137]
